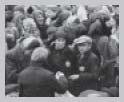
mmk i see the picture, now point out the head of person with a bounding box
[6,22,20,39]
[5,10,14,26]
[73,35,92,54]
[25,6,34,16]
[22,18,39,37]
[33,9,46,26]
[5,28,16,49]
[31,47,49,65]
[13,5,25,15]
[12,12,25,35]
[56,10,70,26]
[47,26,57,41]
[89,12,113,36]
[20,36,41,58]
[54,27,67,50]
[54,37,66,50]
[45,7,57,19]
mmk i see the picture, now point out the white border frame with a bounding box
[0,0,121,102]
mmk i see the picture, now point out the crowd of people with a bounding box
[5,5,119,97]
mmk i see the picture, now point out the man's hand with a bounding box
[56,71,64,80]
[69,74,79,80]
[79,66,85,72]
[65,60,71,68]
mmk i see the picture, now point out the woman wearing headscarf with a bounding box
[12,11,25,38]
[22,18,39,37]
[33,9,48,40]
[48,26,76,76]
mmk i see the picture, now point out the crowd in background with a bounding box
[5,5,119,97]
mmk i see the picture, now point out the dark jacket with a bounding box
[96,36,119,87]
[88,17,119,87]
[48,46,76,76]
[69,51,100,96]
[77,51,100,81]
[18,63,67,97]
[5,44,30,84]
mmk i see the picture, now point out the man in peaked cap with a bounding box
[68,35,100,96]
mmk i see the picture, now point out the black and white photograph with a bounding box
[5,5,119,97]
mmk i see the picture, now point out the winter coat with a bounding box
[48,46,76,76]
[18,63,67,97]
[5,44,30,84]
[68,51,100,96]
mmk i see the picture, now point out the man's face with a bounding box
[77,42,91,54]
[5,29,15,42]
[55,38,66,50]
[24,23,39,37]
[35,13,44,25]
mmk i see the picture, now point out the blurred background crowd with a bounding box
[5,5,119,97]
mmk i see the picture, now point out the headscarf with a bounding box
[33,9,46,26]
[22,18,38,37]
